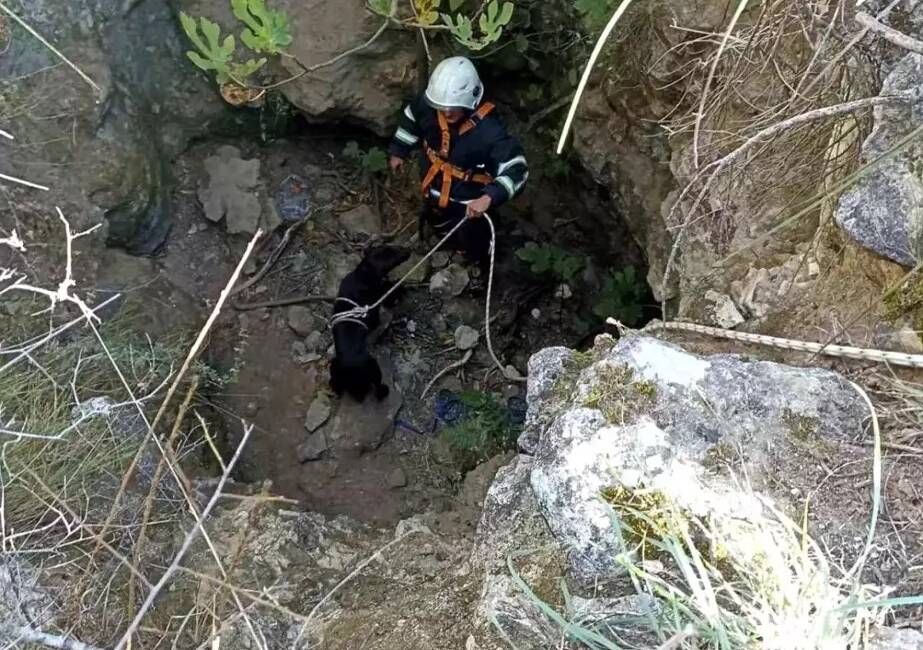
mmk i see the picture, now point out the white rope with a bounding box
[330,213,527,381]
[328,217,469,327]
[485,215,526,382]
[608,318,923,369]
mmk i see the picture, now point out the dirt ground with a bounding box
[128,130,643,528]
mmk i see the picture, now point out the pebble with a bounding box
[554,283,573,300]
[387,467,408,489]
[304,393,332,432]
[454,325,480,351]
[531,308,541,320]
[407,320,418,334]
[429,263,470,297]
[304,330,325,353]
[287,306,317,337]
[431,251,451,269]
[297,432,328,463]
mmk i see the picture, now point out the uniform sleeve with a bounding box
[483,129,529,209]
[388,100,423,159]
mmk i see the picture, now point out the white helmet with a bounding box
[425,57,484,111]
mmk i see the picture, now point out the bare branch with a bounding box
[6,625,104,650]
[856,11,923,56]
[113,424,255,650]
[0,1,102,95]
[0,171,49,191]
[0,230,23,251]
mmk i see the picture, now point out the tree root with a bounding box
[421,350,473,399]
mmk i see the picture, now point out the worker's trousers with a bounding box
[420,199,492,269]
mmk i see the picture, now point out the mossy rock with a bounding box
[581,363,657,424]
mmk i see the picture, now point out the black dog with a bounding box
[329,246,410,402]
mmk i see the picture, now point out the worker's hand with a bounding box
[389,156,405,173]
[466,195,492,219]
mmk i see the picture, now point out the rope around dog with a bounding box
[329,213,526,382]
[608,318,923,369]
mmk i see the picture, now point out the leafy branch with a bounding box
[368,0,516,51]
[179,0,289,92]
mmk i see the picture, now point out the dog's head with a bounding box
[359,245,411,277]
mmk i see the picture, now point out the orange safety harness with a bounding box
[421,102,496,209]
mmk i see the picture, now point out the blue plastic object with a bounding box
[276,174,311,222]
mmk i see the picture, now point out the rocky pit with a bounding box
[3,1,923,649]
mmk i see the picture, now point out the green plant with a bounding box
[516,242,585,283]
[441,390,520,467]
[574,0,619,29]
[180,0,291,88]
[593,265,645,326]
[343,141,389,175]
[231,0,292,54]
[442,0,515,51]
[368,0,515,52]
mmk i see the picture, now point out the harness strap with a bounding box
[421,103,497,209]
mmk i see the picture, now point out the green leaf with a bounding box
[343,141,362,160]
[187,51,215,72]
[180,13,235,85]
[231,0,292,54]
[449,0,465,9]
[498,1,514,24]
[575,0,611,20]
[367,0,394,16]
[362,147,388,174]
[231,57,267,81]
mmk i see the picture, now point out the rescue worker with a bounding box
[387,56,529,275]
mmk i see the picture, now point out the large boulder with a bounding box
[469,334,877,648]
[525,335,867,583]
[835,53,923,267]
[176,0,419,135]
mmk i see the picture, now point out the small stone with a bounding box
[531,308,541,320]
[304,393,332,432]
[430,264,469,297]
[808,261,820,278]
[292,341,307,359]
[431,251,451,269]
[297,432,328,462]
[503,365,525,381]
[245,401,259,416]
[393,254,429,284]
[705,290,745,329]
[339,204,381,236]
[454,325,480,351]
[326,344,336,359]
[387,467,408,489]
[407,320,417,334]
[304,330,325,353]
[287,306,317,337]
[554,283,573,300]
